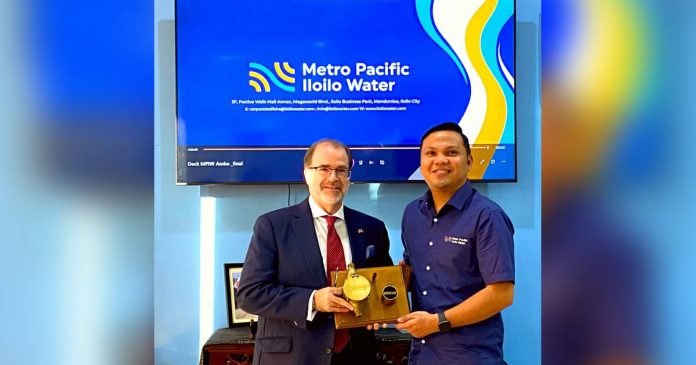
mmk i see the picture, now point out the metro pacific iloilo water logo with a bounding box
[248,62,296,92]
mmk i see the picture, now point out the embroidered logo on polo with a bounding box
[443,236,468,245]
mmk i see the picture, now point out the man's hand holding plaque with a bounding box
[332,263,410,329]
[313,287,354,313]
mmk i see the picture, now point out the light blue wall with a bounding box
[155,2,540,364]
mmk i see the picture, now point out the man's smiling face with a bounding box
[303,142,350,214]
[420,130,473,193]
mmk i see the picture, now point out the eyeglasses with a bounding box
[307,166,351,178]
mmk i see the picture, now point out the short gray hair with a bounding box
[303,139,352,167]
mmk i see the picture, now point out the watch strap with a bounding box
[437,311,451,333]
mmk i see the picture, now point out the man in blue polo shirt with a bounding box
[396,122,515,364]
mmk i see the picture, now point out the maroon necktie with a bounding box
[323,215,349,353]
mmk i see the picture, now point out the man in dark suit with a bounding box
[238,139,393,365]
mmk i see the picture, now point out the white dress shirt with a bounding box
[306,196,352,320]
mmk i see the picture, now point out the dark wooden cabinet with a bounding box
[373,329,412,365]
[200,327,411,365]
[199,328,254,365]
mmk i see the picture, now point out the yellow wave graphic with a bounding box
[466,0,507,179]
[248,71,270,92]
[248,80,262,92]
[274,62,296,83]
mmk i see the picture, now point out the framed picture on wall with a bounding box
[224,263,258,327]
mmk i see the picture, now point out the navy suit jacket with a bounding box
[238,198,392,365]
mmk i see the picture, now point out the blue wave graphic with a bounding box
[415,0,469,84]
[248,62,296,92]
[497,42,514,91]
[497,15,515,147]
[481,1,514,147]
[497,15,515,79]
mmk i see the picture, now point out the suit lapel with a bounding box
[291,199,328,287]
[344,207,367,269]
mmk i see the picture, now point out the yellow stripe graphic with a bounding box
[248,71,270,92]
[274,62,295,83]
[249,80,262,92]
[282,62,295,75]
[465,0,506,179]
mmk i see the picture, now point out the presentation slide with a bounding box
[176,0,515,183]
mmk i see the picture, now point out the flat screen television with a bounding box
[176,0,516,184]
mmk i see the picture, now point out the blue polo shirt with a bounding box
[401,181,515,365]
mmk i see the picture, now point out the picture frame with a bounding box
[224,263,258,327]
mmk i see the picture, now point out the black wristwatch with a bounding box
[437,311,451,333]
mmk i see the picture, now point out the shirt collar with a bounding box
[419,180,474,212]
[309,196,345,220]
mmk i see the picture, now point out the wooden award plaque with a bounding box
[333,264,410,329]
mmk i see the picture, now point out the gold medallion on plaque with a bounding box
[333,263,410,329]
[342,263,371,317]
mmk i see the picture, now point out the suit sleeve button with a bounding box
[325,347,333,354]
